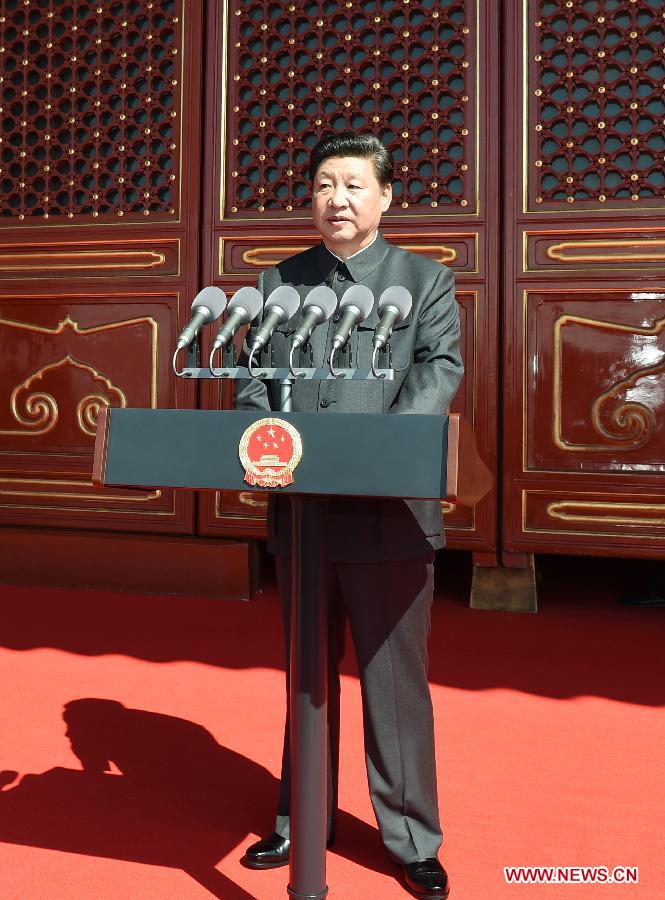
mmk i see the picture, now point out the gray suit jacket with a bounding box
[234,233,463,561]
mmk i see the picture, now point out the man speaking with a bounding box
[235,132,463,899]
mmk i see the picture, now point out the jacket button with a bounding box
[320,398,331,408]
[336,271,345,281]
[332,313,340,323]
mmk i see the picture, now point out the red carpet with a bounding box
[0,554,662,899]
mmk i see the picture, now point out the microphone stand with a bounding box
[280,376,294,414]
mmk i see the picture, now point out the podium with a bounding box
[93,406,490,898]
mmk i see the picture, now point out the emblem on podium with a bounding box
[239,417,303,487]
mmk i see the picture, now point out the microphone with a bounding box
[291,285,338,350]
[331,285,375,353]
[176,286,227,350]
[373,286,413,349]
[211,286,263,353]
[251,285,301,352]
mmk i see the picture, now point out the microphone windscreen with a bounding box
[191,286,227,318]
[265,285,301,318]
[378,285,412,319]
[303,285,337,318]
[340,284,374,320]
[228,286,263,318]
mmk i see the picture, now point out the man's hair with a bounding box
[309,132,394,187]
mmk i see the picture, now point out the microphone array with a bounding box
[172,283,413,379]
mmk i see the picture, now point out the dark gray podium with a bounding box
[93,407,490,899]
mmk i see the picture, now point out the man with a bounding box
[236,132,463,899]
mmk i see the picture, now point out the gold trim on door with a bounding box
[0,313,159,407]
[0,249,166,272]
[546,500,665,527]
[546,239,665,264]
[553,313,664,453]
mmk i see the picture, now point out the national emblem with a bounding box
[238,417,303,487]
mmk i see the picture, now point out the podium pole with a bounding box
[280,372,328,899]
[288,495,329,900]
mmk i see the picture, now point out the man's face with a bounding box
[311,156,392,258]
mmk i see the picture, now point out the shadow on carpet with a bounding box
[0,698,392,898]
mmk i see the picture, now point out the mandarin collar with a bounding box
[314,232,391,283]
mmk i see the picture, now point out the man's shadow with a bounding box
[0,699,391,898]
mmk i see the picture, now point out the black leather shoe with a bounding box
[401,858,450,899]
[241,831,336,869]
[242,832,291,869]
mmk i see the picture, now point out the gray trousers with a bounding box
[274,553,442,864]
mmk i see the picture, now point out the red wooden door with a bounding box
[198,0,501,562]
[0,1,203,535]
[502,0,665,562]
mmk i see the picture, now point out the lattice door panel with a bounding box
[223,0,477,218]
[527,0,664,211]
[0,0,184,224]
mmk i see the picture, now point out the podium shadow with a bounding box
[0,699,390,895]
[1,551,663,706]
